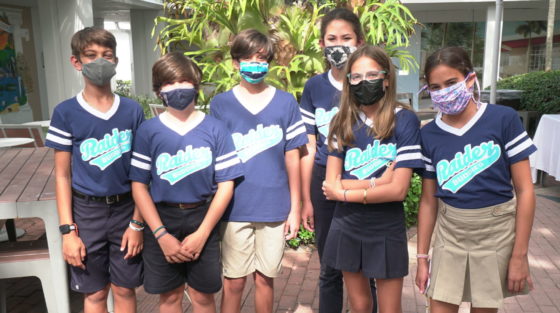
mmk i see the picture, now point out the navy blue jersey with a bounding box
[329,108,424,180]
[129,113,243,204]
[210,87,308,222]
[45,93,145,196]
[421,103,537,209]
[299,71,342,166]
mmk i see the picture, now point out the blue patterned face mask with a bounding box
[239,61,269,84]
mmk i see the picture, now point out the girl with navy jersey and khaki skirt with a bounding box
[322,45,424,313]
[415,47,536,313]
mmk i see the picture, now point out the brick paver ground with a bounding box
[2,185,560,313]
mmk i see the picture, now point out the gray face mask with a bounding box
[81,58,117,86]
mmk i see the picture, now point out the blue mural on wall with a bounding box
[0,14,27,114]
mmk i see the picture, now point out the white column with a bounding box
[130,9,163,97]
[36,0,93,115]
[482,4,503,89]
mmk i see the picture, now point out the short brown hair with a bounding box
[230,29,274,63]
[71,27,117,58]
[152,52,203,95]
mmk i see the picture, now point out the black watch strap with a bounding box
[59,224,77,235]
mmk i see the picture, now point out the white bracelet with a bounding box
[369,177,376,189]
[129,222,144,232]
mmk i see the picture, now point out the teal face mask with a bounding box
[239,61,269,84]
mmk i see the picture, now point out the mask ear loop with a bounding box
[467,72,481,109]
[418,84,428,95]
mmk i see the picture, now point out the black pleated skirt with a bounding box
[322,201,409,279]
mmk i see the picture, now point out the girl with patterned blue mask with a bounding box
[130,52,243,313]
[416,47,536,313]
[299,8,385,313]
[322,45,424,313]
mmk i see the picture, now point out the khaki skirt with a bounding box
[426,198,529,308]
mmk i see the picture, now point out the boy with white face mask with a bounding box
[45,27,145,313]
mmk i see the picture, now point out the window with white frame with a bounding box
[529,43,560,71]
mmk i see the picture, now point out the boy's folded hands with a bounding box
[181,230,207,261]
[157,231,208,263]
[158,234,191,263]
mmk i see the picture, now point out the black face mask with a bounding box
[349,79,385,106]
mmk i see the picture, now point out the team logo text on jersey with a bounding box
[316,107,339,137]
[80,128,132,170]
[345,140,396,179]
[232,124,283,162]
[436,141,501,193]
[156,146,212,185]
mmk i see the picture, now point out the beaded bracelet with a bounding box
[416,253,430,259]
[369,177,376,189]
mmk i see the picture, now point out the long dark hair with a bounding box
[424,47,473,83]
[320,8,364,42]
[328,45,409,151]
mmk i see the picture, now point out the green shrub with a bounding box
[115,92,163,119]
[495,71,560,114]
[155,0,418,105]
[116,80,132,97]
[287,225,316,249]
[403,173,422,228]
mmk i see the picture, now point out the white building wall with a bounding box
[130,9,162,97]
[36,0,94,115]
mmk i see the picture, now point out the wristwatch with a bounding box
[59,223,77,235]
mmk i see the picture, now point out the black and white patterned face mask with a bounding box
[324,45,357,69]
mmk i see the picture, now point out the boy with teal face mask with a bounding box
[209,29,308,313]
[45,27,145,313]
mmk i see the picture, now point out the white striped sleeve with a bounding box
[503,110,537,163]
[131,158,151,171]
[45,133,72,146]
[131,151,152,171]
[215,150,241,171]
[300,108,316,126]
[45,108,73,151]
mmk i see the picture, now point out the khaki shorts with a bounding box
[427,198,529,308]
[220,221,285,278]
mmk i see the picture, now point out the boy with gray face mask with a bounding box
[45,27,145,313]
